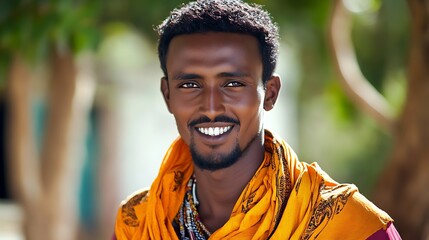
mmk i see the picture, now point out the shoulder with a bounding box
[348,191,392,223]
[298,175,393,239]
[119,189,150,227]
[323,189,394,239]
[114,189,150,239]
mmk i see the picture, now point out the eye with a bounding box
[225,81,244,87]
[179,82,199,88]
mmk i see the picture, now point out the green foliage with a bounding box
[326,81,359,123]
[352,0,409,92]
[0,0,102,61]
[0,54,10,89]
[100,0,188,42]
[344,128,391,197]
[259,0,331,29]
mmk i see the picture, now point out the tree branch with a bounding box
[329,0,396,131]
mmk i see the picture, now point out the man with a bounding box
[115,0,401,239]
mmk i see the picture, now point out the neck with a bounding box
[193,133,265,233]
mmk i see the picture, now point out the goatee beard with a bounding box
[189,140,242,171]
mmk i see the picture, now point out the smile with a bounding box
[197,126,232,137]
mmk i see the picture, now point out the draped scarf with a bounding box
[115,130,392,239]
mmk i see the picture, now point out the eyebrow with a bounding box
[172,73,202,81]
[218,72,250,78]
[172,71,250,81]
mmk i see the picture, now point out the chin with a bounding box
[190,145,242,171]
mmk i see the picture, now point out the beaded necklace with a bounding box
[175,176,212,240]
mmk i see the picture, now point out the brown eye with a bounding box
[180,82,199,88]
[225,81,244,87]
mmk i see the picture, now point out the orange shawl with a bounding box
[115,130,392,239]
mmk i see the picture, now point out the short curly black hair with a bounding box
[156,0,279,84]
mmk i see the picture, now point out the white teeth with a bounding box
[198,126,231,137]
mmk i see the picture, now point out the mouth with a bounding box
[196,126,233,137]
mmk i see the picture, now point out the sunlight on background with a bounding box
[343,0,380,13]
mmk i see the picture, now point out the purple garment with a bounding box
[367,223,401,240]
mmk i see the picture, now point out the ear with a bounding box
[263,75,281,111]
[160,77,172,113]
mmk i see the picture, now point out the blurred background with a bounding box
[1,0,427,239]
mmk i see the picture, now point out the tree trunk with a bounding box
[40,48,81,240]
[6,55,45,240]
[97,103,120,240]
[6,49,96,240]
[373,0,429,239]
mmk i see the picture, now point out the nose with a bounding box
[200,86,225,119]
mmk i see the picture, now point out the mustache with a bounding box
[188,115,240,128]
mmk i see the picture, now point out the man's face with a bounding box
[161,32,277,171]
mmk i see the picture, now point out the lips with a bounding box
[189,115,239,139]
[197,126,232,137]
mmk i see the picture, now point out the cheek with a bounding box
[173,114,191,145]
[170,98,195,142]
[235,92,265,132]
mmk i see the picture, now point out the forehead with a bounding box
[166,32,262,74]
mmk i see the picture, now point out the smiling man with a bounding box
[114,0,400,239]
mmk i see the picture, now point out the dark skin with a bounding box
[161,32,281,233]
